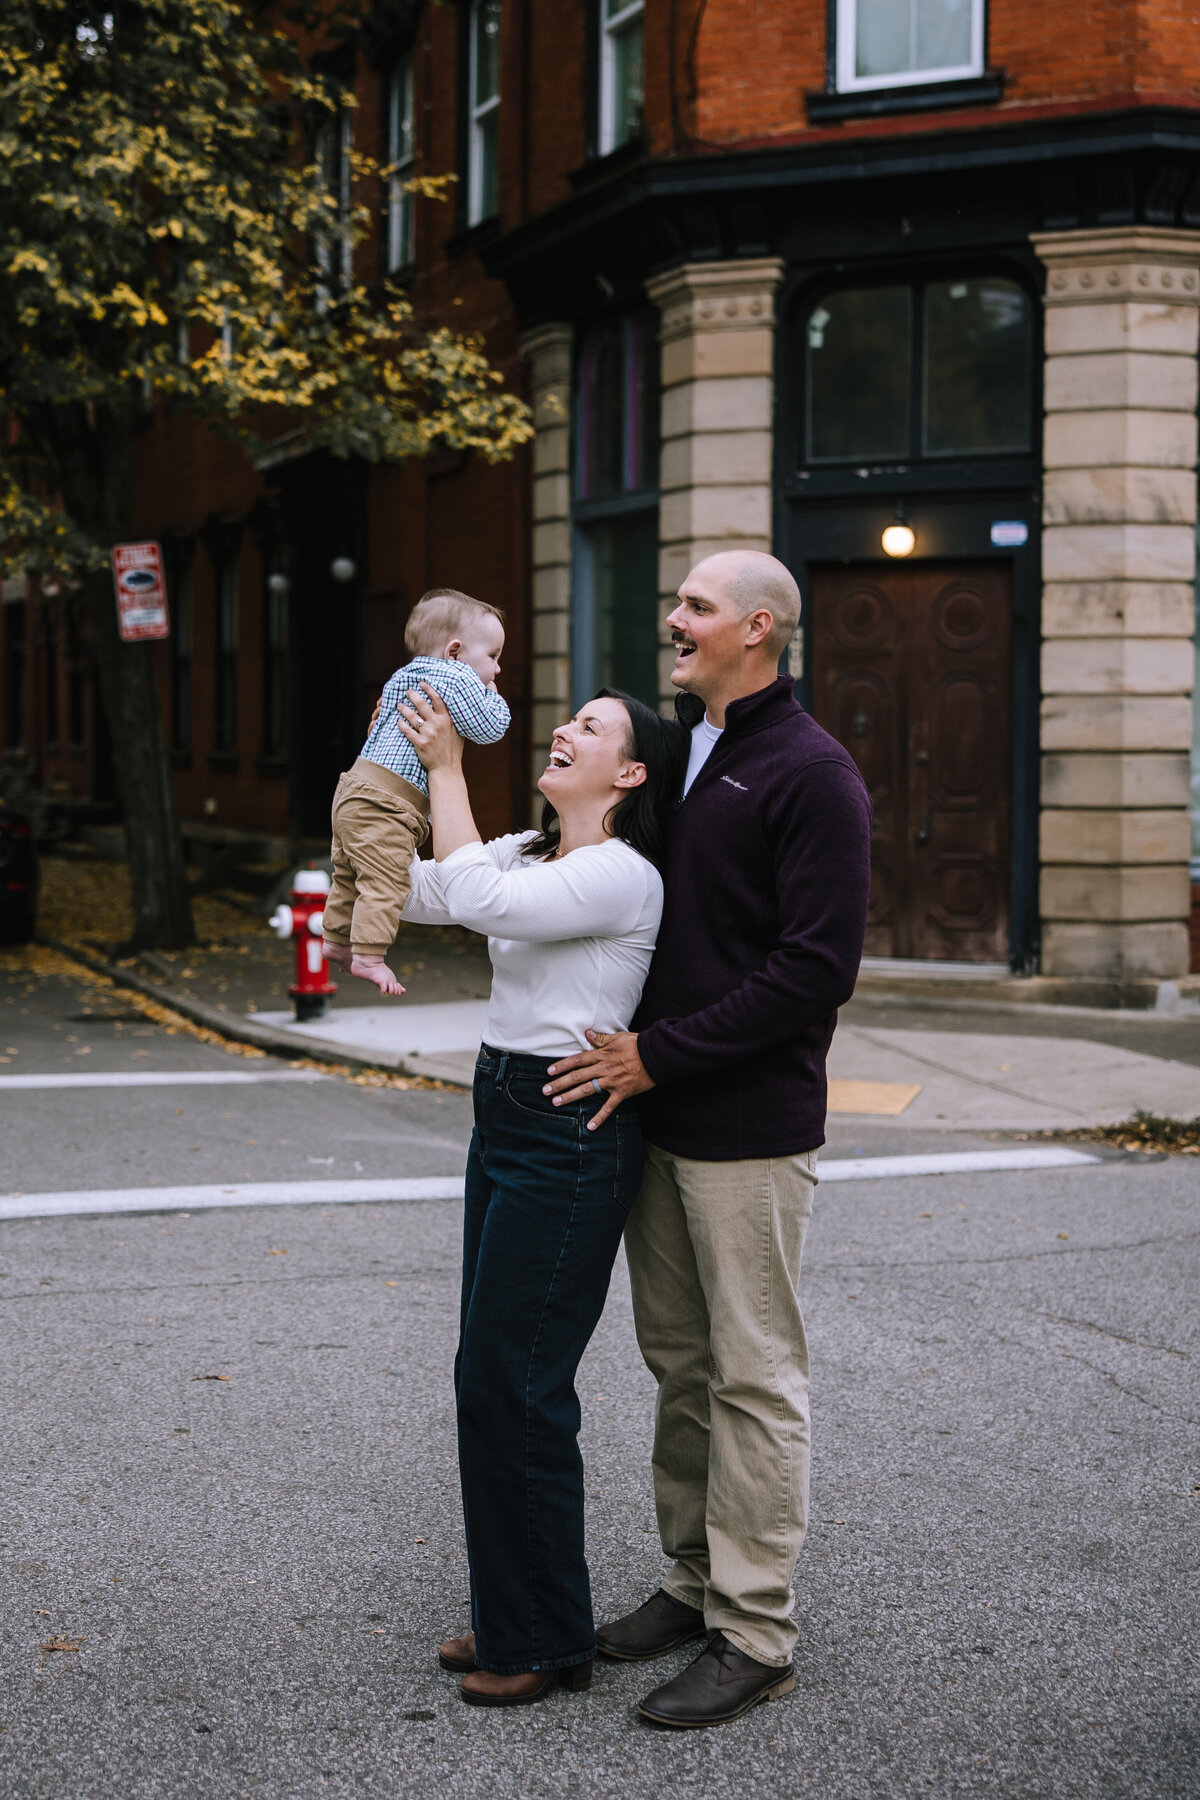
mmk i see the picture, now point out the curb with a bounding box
[39,938,468,1085]
[847,989,1200,1025]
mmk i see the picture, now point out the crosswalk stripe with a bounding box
[819,1147,1100,1182]
[0,1148,1101,1222]
[0,1070,328,1090]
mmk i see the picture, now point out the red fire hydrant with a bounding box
[269,866,337,1022]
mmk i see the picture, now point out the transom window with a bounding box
[802,276,1033,465]
[835,0,984,93]
[386,53,415,272]
[467,0,501,226]
[599,0,644,156]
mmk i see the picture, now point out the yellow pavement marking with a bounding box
[828,1079,922,1116]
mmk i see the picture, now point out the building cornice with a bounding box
[483,107,1200,308]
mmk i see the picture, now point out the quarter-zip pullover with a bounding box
[634,676,872,1160]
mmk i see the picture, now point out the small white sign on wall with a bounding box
[990,520,1028,548]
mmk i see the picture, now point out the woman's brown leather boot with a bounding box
[438,1632,477,1673]
[460,1660,594,1708]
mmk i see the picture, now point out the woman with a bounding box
[395,683,684,1709]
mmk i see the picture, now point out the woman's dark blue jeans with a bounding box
[456,1043,642,1675]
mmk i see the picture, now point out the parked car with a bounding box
[0,806,38,944]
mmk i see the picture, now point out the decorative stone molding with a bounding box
[1033,228,1200,304]
[1032,227,1200,981]
[518,322,573,820]
[645,258,784,704]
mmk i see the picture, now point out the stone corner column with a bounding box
[518,322,573,824]
[644,257,785,707]
[1032,227,1199,983]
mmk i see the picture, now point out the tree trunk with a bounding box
[82,563,196,950]
[50,400,196,952]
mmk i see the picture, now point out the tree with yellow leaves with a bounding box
[0,0,531,947]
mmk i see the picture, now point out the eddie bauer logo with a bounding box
[722,775,749,791]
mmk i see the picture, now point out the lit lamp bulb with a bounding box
[881,522,916,558]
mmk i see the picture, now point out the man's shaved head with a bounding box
[693,551,800,656]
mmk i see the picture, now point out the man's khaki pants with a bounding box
[623,1140,818,1668]
[322,759,429,957]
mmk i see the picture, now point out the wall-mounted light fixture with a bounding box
[881,506,916,558]
[330,556,357,584]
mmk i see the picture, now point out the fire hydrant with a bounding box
[268,866,337,1022]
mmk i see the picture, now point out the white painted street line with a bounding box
[0,1070,328,1091]
[0,1147,1104,1223]
[819,1147,1100,1182]
[0,1177,466,1221]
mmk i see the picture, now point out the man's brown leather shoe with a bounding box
[438,1631,476,1673]
[460,1660,594,1708]
[637,1632,795,1728]
[595,1589,708,1662]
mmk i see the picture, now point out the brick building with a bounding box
[4,0,1200,987]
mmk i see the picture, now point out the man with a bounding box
[544,550,871,1728]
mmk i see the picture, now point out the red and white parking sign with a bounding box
[112,541,170,641]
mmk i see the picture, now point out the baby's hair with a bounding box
[404,588,505,657]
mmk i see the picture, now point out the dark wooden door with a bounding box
[810,561,1011,963]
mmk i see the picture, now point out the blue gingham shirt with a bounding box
[360,656,511,796]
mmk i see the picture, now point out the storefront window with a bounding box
[924,278,1033,455]
[806,286,911,463]
[573,310,660,709]
[803,275,1032,466]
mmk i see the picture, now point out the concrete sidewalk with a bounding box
[247,997,1200,1130]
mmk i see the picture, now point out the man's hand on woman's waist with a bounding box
[544,1030,654,1131]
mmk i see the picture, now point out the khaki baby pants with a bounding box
[322,758,430,956]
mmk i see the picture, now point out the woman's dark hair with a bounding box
[526,688,687,870]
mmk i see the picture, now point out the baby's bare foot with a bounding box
[323,942,353,972]
[350,954,406,997]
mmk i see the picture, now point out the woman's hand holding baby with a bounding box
[395,685,464,773]
[396,685,480,860]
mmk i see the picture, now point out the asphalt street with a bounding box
[1,965,1197,1799]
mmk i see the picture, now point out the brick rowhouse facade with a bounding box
[4,0,1200,991]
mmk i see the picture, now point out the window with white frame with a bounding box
[467,0,501,227]
[386,53,415,272]
[836,0,983,93]
[599,0,643,155]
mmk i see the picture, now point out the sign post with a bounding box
[111,541,170,641]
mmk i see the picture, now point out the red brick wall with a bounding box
[664,0,1200,152]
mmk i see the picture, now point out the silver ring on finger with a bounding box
[591,1078,602,1096]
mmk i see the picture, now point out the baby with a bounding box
[322,587,509,995]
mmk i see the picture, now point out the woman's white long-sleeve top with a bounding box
[403,833,663,1059]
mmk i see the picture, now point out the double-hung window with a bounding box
[835,0,984,93]
[314,105,352,302]
[467,0,501,227]
[386,53,415,272]
[599,0,644,155]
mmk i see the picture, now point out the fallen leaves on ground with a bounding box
[1072,1110,1200,1155]
[192,1374,231,1382]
